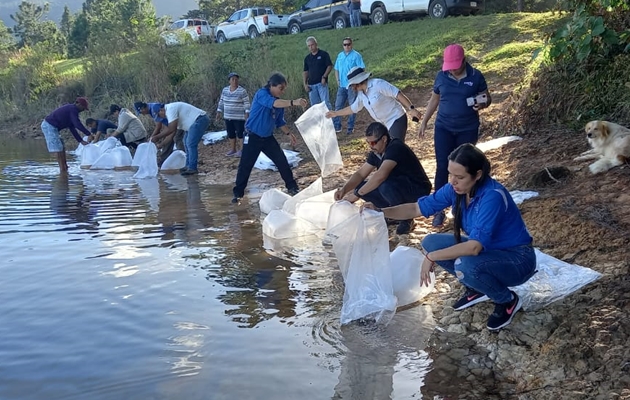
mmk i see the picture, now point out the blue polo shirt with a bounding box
[245,87,286,137]
[417,178,532,250]
[146,102,169,125]
[334,49,365,88]
[433,63,488,132]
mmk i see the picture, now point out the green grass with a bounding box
[54,58,85,77]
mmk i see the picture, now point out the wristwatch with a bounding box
[409,105,415,109]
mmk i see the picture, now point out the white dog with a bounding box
[574,120,630,174]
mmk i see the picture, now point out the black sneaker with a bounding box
[487,291,522,331]
[181,169,198,176]
[395,219,414,234]
[287,187,299,196]
[453,288,490,311]
[179,167,188,173]
[231,197,240,204]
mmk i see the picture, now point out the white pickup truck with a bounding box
[214,7,289,43]
[361,0,482,23]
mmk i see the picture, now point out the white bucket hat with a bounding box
[346,67,372,88]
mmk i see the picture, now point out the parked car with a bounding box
[214,7,288,43]
[287,0,350,34]
[361,0,482,23]
[160,18,214,46]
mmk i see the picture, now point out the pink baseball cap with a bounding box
[75,97,89,110]
[442,44,465,71]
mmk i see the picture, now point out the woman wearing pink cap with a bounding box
[419,44,491,227]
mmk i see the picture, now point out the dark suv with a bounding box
[287,0,350,34]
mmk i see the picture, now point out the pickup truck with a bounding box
[214,7,288,43]
[361,0,482,23]
[287,0,350,34]
[161,18,214,45]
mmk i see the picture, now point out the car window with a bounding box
[187,20,193,27]
[304,0,319,9]
[320,0,333,6]
[194,20,201,26]
[227,11,239,22]
[201,21,208,25]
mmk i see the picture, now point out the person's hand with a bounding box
[334,188,345,201]
[150,135,158,143]
[216,113,222,121]
[321,77,327,86]
[420,256,434,287]
[304,84,311,93]
[288,132,297,147]
[80,140,89,146]
[472,102,488,111]
[360,202,381,213]
[325,110,335,119]
[293,98,308,108]
[410,109,422,122]
[418,121,427,139]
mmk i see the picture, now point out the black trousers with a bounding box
[233,132,298,198]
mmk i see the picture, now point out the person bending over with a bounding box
[370,143,535,330]
[335,122,431,234]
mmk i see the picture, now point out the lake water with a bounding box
[0,138,439,400]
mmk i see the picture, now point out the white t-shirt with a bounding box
[350,78,405,129]
[165,102,207,131]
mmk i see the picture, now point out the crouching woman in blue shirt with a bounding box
[232,72,308,203]
[372,143,536,330]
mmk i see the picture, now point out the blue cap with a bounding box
[151,103,164,121]
[228,72,239,80]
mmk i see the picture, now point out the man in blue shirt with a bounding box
[41,97,91,173]
[419,44,492,227]
[85,118,117,143]
[232,72,308,203]
[332,37,365,134]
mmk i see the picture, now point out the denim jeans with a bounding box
[333,87,357,131]
[184,114,210,171]
[357,175,431,209]
[350,9,361,27]
[233,132,298,198]
[422,233,537,304]
[433,123,479,191]
[308,83,332,110]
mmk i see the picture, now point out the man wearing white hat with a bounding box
[325,67,421,142]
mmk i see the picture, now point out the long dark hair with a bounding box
[448,143,491,243]
[265,72,287,89]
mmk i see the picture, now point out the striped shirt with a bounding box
[217,85,251,120]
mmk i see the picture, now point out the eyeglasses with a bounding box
[367,136,383,146]
[343,43,352,46]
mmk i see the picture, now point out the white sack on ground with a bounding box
[132,142,158,179]
[202,130,228,145]
[294,102,343,177]
[477,136,522,152]
[254,149,302,171]
[510,190,539,205]
[329,209,397,325]
[161,150,187,172]
[259,188,291,214]
[390,246,435,308]
[512,249,602,311]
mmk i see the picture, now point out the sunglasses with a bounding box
[343,43,352,46]
[367,136,384,146]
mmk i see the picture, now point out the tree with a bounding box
[0,19,15,52]
[68,11,89,58]
[60,5,74,38]
[10,1,51,48]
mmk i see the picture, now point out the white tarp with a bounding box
[477,136,522,152]
[202,130,228,145]
[294,102,343,177]
[254,149,302,171]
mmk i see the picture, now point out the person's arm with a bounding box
[152,120,178,142]
[419,92,440,138]
[242,89,251,120]
[69,111,91,142]
[303,70,310,92]
[150,121,163,138]
[396,91,422,121]
[272,98,308,108]
[217,91,225,115]
[335,163,375,200]
[321,65,333,86]
[355,159,396,197]
[110,113,132,137]
[326,106,353,118]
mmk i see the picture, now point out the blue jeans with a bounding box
[308,83,332,110]
[333,87,357,131]
[357,175,431,209]
[434,123,479,191]
[350,9,361,27]
[184,114,210,171]
[422,233,537,304]
[233,132,298,198]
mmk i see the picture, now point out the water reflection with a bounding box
[49,173,99,230]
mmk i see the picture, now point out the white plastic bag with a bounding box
[132,142,158,179]
[325,201,360,245]
[254,149,302,171]
[90,146,133,170]
[390,246,435,307]
[262,209,319,239]
[80,144,101,168]
[259,188,291,214]
[161,150,187,172]
[202,130,228,145]
[295,102,343,177]
[295,190,335,230]
[330,209,397,325]
[282,177,322,215]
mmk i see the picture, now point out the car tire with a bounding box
[216,32,226,44]
[370,6,388,25]
[333,15,346,29]
[249,26,259,39]
[289,22,301,34]
[429,0,449,18]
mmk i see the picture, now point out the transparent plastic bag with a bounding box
[390,246,435,308]
[160,149,187,172]
[282,177,322,215]
[330,209,397,325]
[262,209,319,239]
[80,144,101,168]
[259,188,291,214]
[90,146,133,170]
[132,142,158,179]
[295,190,335,230]
[294,102,343,177]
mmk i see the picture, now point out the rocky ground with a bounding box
[13,81,629,399]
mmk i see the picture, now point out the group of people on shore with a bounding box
[40,37,535,331]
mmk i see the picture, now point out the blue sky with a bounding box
[0,0,199,27]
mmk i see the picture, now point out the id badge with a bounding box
[243,135,249,145]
